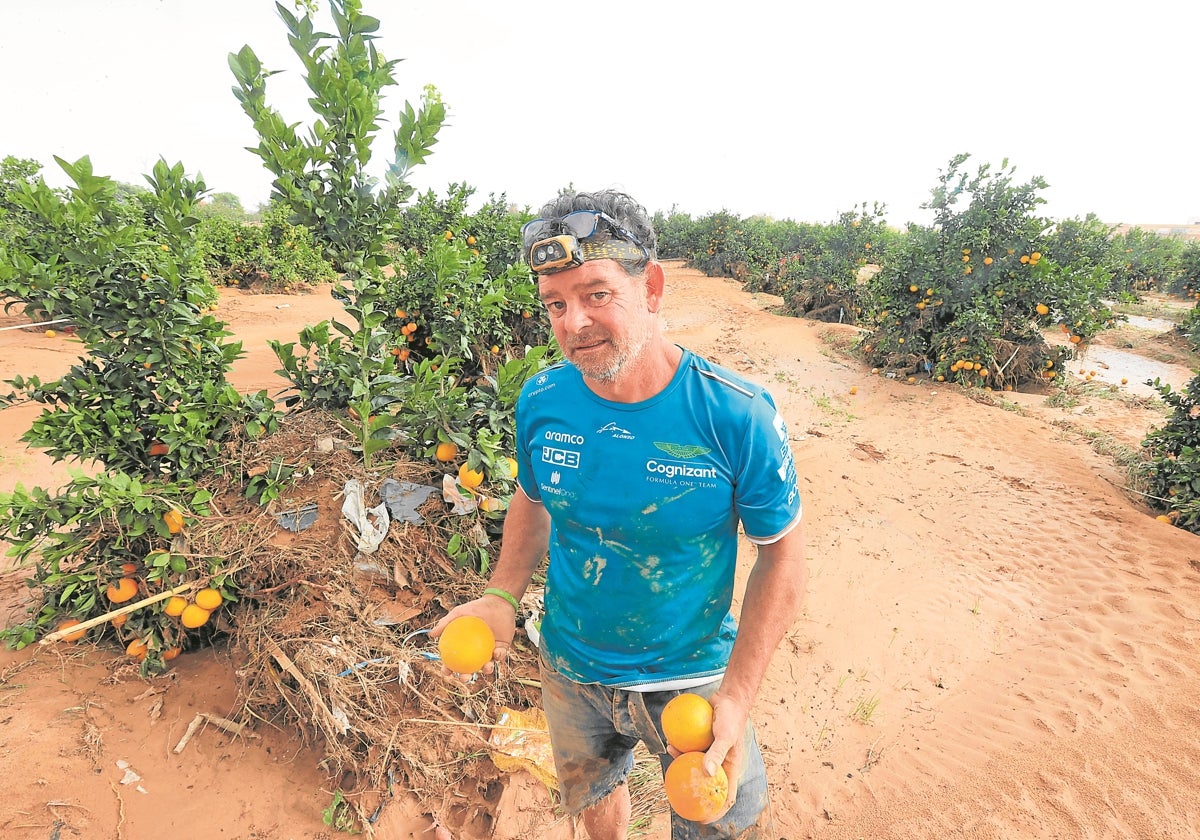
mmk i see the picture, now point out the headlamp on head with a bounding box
[529,235,583,274]
[522,210,650,276]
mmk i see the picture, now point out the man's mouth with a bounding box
[568,336,607,353]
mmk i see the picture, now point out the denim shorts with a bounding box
[539,651,774,839]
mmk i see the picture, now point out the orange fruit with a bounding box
[163,647,182,661]
[435,441,459,462]
[164,596,188,617]
[437,615,495,674]
[983,256,993,265]
[57,619,87,642]
[194,588,223,611]
[111,612,128,628]
[106,577,138,604]
[1036,303,1049,315]
[45,329,57,338]
[164,508,185,534]
[120,562,138,576]
[662,693,715,753]
[663,751,729,822]
[1069,334,1082,344]
[126,638,149,660]
[503,456,518,479]
[458,462,485,490]
[180,604,212,629]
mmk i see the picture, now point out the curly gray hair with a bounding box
[535,189,658,271]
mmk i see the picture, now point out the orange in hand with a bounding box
[437,615,494,674]
[662,692,715,753]
[664,751,728,822]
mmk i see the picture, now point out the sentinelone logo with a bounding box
[646,460,717,479]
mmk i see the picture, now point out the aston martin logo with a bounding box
[652,441,711,459]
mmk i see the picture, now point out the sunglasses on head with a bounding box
[521,210,648,274]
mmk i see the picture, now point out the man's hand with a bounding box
[698,690,750,822]
[428,594,518,677]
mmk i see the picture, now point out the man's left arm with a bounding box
[701,520,807,789]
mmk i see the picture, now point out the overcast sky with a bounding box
[2,1,1197,229]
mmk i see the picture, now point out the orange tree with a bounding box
[196,202,335,290]
[771,203,895,323]
[1109,226,1185,295]
[0,158,274,671]
[1140,372,1200,534]
[229,0,445,281]
[858,154,1113,389]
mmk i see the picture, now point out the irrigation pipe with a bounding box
[0,317,73,333]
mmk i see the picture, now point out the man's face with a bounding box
[537,259,655,384]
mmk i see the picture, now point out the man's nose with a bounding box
[560,302,593,333]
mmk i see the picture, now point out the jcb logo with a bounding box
[541,446,580,469]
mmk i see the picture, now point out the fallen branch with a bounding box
[173,712,260,754]
[40,583,197,645]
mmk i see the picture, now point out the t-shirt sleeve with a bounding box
[514,389,542,504]
[733,390,802,543]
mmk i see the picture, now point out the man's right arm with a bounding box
[485,487,552,603]
[429,488,551,659]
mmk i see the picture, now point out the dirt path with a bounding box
[2,264,1199,839]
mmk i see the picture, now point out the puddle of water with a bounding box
[1068,345,1196,398]
[1122,314,1178,331]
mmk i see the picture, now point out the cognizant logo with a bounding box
[645,459,718,480]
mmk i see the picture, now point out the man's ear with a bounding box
[644,261,666,313]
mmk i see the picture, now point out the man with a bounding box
[432,190,806,839]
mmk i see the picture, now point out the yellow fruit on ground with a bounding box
[106,577,138,604]
[180,604,212,629]
[194,588,223,611]
[437,615,495,674]
[1036,303,1050,315]
[435,441,459,462]
[662,693,715,753]
[164,596,188,617]
[57,619,87,642]
[164,508,185,534]
[45,329,57,338]
[458,462,485,489]
[664,752,729,822]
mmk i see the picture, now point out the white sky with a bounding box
[2,1,1197,229]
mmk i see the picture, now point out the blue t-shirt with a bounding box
[515,347,802,687]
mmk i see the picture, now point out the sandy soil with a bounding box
[2,261,1199,839]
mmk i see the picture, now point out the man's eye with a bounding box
[544,300,565,312]
[590,292,610,305]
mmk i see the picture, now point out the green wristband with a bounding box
[484,587,520,612]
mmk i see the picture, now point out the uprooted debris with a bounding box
[186,409,547,832]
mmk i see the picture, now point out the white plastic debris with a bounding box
[341,479,389,554]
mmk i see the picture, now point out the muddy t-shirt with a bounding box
[515,347,802,688]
